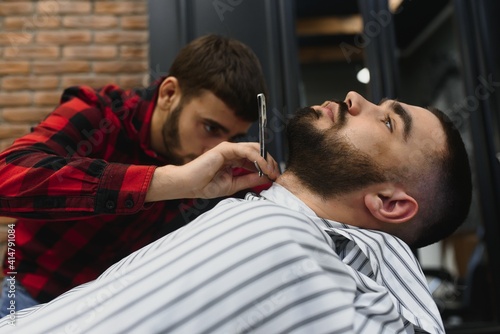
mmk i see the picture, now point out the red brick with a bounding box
[0,62,30,75]
[2,76,59,90]
[94,61,148,74]
[118,74,147,89]
[0,124,31,139]
[62,15,118,29]
[95,31,148,44]
[61,75,117,88]
[95,2,147,15]
[0,92,32,107]
[63,46,118,60]
[4,17,35,30]
[4,45,59,59]
[121,15,148,30]
[4,16,61,30]
[2,107,53,123]
[37,31,92,45]
[33,61,90,74]
[0,32,33,46]
[0,2,33,15]
[120,45,148,59]
[33,91,63,106]
[36,1,91,15]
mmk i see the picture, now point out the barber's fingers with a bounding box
[228,168,275,192]
[212,142,280,180]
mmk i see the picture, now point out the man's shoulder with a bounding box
[59,84,126,107]
[49,83,148,122]
[207,195,312,223]
[217,195,295,209]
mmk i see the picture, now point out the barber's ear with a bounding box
[157,76,180,111]
[364,187,418,224]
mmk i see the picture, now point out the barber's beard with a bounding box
[160,104,195,165]
[285,103,387,199]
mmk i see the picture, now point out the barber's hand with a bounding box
[145,142,280,202]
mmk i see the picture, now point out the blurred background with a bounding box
[0,1,499,332]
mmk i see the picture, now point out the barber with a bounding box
[0,34,280,315]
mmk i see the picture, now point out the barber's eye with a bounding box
[384,116,393,132]
[204,123,215,133]
[203,123,222,137]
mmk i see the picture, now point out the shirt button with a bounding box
[124,199,134,208]
[105,200,115,210]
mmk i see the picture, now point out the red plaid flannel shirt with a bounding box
[0,81,235,302]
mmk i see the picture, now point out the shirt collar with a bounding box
[259,183,346,230]
[259,183,315,215]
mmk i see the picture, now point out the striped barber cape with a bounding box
[0,183,444,334]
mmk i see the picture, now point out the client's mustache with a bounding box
[292,106,319,119]
[291,100,349,123]
[335,100,349,126]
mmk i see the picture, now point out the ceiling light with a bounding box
[356,67,370,84]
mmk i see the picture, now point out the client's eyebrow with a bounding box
[379,98,413,141]
[392,101,413,141]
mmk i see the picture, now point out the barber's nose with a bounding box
[345,91,369,116]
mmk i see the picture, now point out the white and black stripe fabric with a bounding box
[0,184,444,333]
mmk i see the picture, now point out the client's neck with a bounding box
[276,172,370,228]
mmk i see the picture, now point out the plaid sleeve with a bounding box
[0,87,156,219]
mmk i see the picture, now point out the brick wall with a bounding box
[0,0,150,275]
[0,0,149,152]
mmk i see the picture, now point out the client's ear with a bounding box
[364,186,418,224]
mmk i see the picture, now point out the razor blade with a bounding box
[255,93,267,177]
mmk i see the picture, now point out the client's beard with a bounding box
[285,104,387,199]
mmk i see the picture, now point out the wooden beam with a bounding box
[296,15,363,36]
[296,1,403,37]
[299,45,364,64]
[389,0,404,13]
[296,0,402,63]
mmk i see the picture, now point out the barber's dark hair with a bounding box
[168,34,267,122]
[411,107,472,248]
